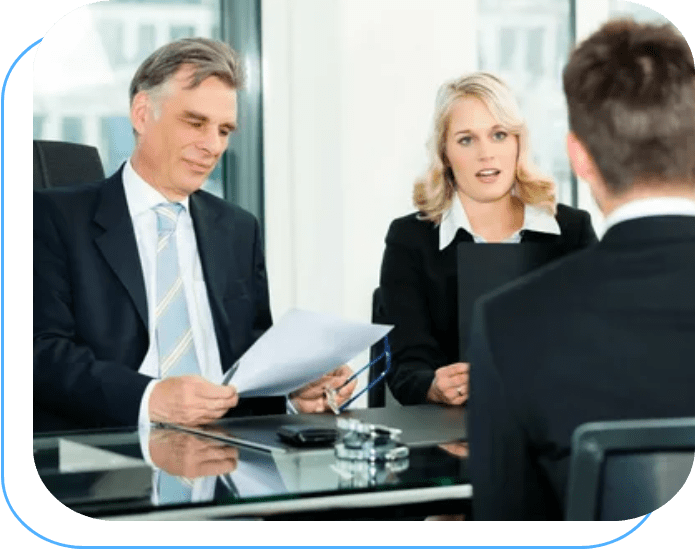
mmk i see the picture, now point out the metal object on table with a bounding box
[332,456,409,489]
[332,417,410,488]
[334,417,409,462]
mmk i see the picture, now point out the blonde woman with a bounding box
[379,72,596,406]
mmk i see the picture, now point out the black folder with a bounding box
[457,242,565,360]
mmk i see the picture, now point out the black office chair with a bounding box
[565,417,695,520]
[368,287,388,407]
[33,139,105,190]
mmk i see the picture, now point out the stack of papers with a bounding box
[222,309,391,397]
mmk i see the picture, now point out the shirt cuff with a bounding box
[286,396,299,414]
[138,378,159,427]
[138,421,155,466]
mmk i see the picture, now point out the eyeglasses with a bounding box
[324,335,391,414]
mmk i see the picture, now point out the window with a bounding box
[96,19,127,67]
[170,25,195,41]
[99,116,134,176]
[499,28,517,71]
[526,28,545,78]
[61,117,83,143]
[33,116,46,138]
[137,24,157,60]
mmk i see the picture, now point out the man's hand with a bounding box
[149,429,239,479]
[149,375,239,426]
[426,362,470,406]
[289,364,357,413]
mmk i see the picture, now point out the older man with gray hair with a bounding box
[34,38,355,432]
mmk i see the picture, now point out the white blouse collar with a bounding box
[439,196,560,250]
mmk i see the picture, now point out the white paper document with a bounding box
[222,309,392,397]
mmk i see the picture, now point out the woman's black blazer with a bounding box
[379,203,597,405]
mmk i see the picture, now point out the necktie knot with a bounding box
[154,203,184,235]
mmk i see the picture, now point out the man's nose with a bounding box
[199,129,226,156]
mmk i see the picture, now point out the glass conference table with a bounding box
[34,405,471,520]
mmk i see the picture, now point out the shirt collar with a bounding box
[439,196,560,250]
[603,197,695,233]
[122,158,190,218]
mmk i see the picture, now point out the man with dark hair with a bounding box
[34,38,355,432]
[467,20,695,520]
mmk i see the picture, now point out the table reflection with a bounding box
[149,428,239,479]
[33,405,470,519]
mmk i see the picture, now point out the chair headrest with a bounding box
[33,140,106,190]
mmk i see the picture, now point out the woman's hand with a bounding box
[426,362,469,405]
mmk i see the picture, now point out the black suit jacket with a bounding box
[34,169,283,432]
[379,203,597,405]
[467,215,695,520]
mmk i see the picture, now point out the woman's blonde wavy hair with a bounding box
[414,72,556,224]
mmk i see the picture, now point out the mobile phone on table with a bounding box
[276,425,338,447]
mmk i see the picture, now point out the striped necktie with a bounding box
[157,470,194,505]
[153,203,201,378]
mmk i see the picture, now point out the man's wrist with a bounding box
[139,378,160,426]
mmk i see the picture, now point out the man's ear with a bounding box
[130,91,151,137]
[566,132,599,183]
[567,131,614,214]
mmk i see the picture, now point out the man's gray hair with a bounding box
[129,37,245,111]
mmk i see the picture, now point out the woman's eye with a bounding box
[189,121,203,128]
[493,131,508,141]
[458,136,472,146]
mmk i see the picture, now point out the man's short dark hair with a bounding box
[563,19,695,194]
[129,37,245,106]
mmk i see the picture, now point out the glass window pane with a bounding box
[61,117,83,143]
[526,28,545,78]
[33,116,46,138]
[100,116,135,176]
[170,25,196,41]
[499,28,517,71]
[96,19,127,67]
[137,24,157,60]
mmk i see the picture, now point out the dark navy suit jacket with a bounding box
[467,215,695,519]
[34,168,283,432]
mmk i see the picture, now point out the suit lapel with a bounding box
[189,192,237,302]
[189,192,238,367]
[93,171,149,329]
